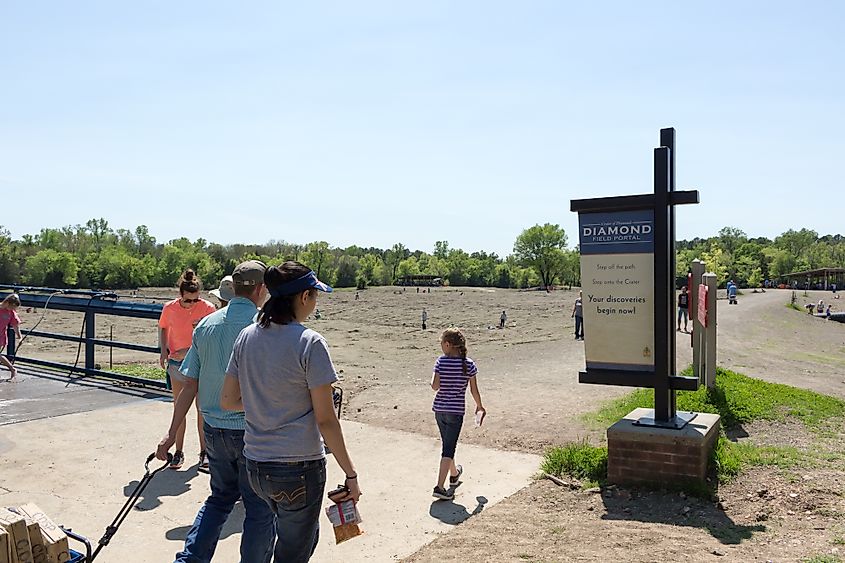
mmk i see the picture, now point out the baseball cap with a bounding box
[232,260,267,286]
[209,275,235,302]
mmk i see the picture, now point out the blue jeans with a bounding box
[247,458,327,563]
[574,315,584,339]
[176,424,275,563]
[435,412,464,458]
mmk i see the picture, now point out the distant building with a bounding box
[782,268,845,290]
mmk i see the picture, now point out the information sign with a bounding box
[578,209,655,372]
[697,284,708,327]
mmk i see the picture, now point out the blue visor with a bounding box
[268,271,333,298]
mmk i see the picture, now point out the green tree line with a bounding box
[1,220,842,290]
[0,220,578,290]
[677,227,845,288]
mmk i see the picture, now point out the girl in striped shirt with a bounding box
[430,328,485,500]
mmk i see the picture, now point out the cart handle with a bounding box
[88,453,172,561]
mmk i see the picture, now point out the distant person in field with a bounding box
[422,308,428,330]
[209,275,235,309]
[159,268,216,471]
[499,310,507,329]
[571,291,584,340]
[677,286,690,332]
[0,294,23,380]
[727,280,738,305]
[430,328,485,501]
[817,300,825,314]
[826,304,832,318]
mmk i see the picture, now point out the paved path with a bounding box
[0,375,539,562]
[0,365,167,426]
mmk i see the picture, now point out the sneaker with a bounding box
[449,465,463,486]
[197,451,209,474]
[170,450,185,470]
[432,486,454,501]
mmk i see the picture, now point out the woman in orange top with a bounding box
[159,268,216,470]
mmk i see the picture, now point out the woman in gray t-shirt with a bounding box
[222,261,361,562]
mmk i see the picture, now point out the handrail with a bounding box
[1,285,166,389]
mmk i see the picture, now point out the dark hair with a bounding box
[234,284,255,298]
[178,269,201,294]
[259,261,313,327]
[441,328,468,378]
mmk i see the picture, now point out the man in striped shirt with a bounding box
[156,260,275,563]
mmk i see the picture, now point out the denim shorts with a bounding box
[165,359,189,390]
[435,412,464,459]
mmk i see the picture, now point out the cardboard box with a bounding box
[0,509,33,563]
[1,527,12,563]
[8,507,66,563]
[23,520,47,563]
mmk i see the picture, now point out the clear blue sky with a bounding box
[1,2,842,257]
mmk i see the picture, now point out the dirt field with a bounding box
[9,286,845,562]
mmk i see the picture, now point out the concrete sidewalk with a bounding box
[0,399,539,562]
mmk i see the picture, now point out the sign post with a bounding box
[571,127,699,428]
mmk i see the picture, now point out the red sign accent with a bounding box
[698,285,708,327]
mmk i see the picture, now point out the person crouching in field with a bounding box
[430,328,485,501]
[0,294,23,380]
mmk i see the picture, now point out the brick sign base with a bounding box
[607,408,721,487]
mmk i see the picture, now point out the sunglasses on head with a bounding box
[182,298,200,303]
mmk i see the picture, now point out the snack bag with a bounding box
[324,485,364,544]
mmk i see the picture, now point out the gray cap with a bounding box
[209,275,235,302]
[232,260,267,286]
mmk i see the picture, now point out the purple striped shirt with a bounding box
[432,355,477,415]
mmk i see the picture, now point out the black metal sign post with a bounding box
[570,127,699,428]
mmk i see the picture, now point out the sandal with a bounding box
[170,450,185,470]
[198,451,210,474]
[449,465,463,486]
[432,486,454,500]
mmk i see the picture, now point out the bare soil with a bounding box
[11,286,845,562]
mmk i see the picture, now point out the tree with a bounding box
[334,255,360,288]
[85,218,113,253]
[700,244,730,287]
[433,241,449,260]
[384,243,408,283]
[25,249,79,287]
[513,224,568,288]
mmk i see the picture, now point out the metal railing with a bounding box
[1,285,166,389]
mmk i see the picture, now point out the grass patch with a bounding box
[541,441,607,487]
[111,363,166,380]
[801,556,842,563]
[587,367,845,429]
[713,437,809,483]
[787,302,804,312]
[556,366,845,488]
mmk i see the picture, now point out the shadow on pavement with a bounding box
[166,501,245,542]
[429,495,488,525]
[124,465,202,511]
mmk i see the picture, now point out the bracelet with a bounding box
[345,474,357,480]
